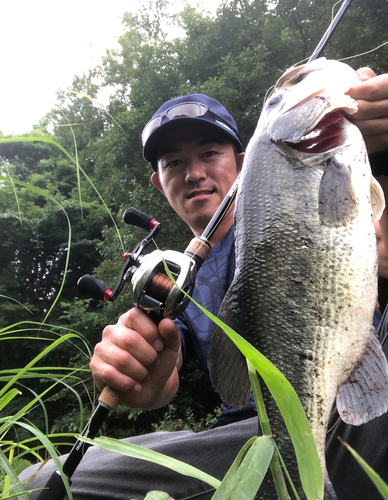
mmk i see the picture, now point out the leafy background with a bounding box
[1,0,388,455]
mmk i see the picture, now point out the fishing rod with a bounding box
[308,0,353,63]
[214,0,354,213]
[34,3,354,497]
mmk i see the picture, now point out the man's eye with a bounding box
[164,159,181,169]
[203,150,218,158]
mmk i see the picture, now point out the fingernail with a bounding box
[133,384,142,393]
[153,339,164,352]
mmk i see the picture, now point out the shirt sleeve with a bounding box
[369,149,388,177]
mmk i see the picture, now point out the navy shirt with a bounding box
[174,226,257,425]
[175,226,235,371]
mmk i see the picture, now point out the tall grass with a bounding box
[0,322,92,499]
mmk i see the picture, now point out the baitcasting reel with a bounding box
[77,207,211,319]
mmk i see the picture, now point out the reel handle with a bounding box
[123,207,158,231]
[77,274,113,301]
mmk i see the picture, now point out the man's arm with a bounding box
[90,307,182,410]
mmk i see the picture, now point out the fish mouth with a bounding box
[285,109,344,154]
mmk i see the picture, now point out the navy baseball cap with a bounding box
[142,94,243,171]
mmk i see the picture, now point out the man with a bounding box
[22,71,388,499]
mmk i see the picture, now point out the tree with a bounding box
[2,0,388,438]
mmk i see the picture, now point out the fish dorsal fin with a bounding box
[207,283,251,409]
[370,175,385,220]
[336,329,388,426]
[318,157,359,226]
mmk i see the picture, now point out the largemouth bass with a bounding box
[208,58,388,499]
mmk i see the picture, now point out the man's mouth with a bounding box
[187,189,215,200]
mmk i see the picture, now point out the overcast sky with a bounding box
[0,0,221,136]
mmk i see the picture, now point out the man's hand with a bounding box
[346,68,388,154]
[90,307,182,410]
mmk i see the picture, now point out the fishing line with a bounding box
[339,39,388,62]
[330,0,344,24]
[293,0,353,67]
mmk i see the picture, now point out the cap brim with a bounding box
[142,116,243,171]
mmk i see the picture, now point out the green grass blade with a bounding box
[144,492,175,500]
[0,389,21,412]
[273,441,301,500]
[212,436,274,500]
[0,295,34,315]
[56,105,84,224]
[0,333,78,400]
[175,292,323,500]
[2,161,22,223]
[8,421,72,500]
[79,436,221,489]
[247,360,290,500]
[0,136,124,251]
[0,320,93,359]
[217,436,257,479]
[0,448,28,500]
[339,438,388,499]
[0,175,71,325]
[58,89,124,132]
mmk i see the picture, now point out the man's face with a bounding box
[151,123,244,236]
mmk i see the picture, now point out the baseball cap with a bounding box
[142,94,243,171]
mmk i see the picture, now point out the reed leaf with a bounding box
[338,438,388,499]
[0,448,28,500]
[79,435,221,489]
[0,175,71,325]
[6,421,72,500]
[211,436,274,500]
[0,334,78,400]
[0,137,124,251]
[144,492,174,500]
[0,390,21,412]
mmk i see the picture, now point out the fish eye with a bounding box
[267,95,282,106]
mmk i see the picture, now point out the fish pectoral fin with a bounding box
[336,329,388,425]
[207,285,251,409]
[318,157,359,226]
[370,174,385,220]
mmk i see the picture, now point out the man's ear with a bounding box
[151,172,165,195]
[237,152,245,172]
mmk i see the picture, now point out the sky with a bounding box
[0,0,222,136]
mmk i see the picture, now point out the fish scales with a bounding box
[208,58,388,500]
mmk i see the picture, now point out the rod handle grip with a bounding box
[98,385,122,410]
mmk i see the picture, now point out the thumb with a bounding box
[158,318,181,353]
[356,67,377,82]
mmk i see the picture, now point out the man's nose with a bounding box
[185,157,207,183]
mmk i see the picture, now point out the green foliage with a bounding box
[211,436,274,500]
[0,324,92,499]
[151,405,221,433]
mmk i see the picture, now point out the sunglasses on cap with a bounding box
[141,102,230,147]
